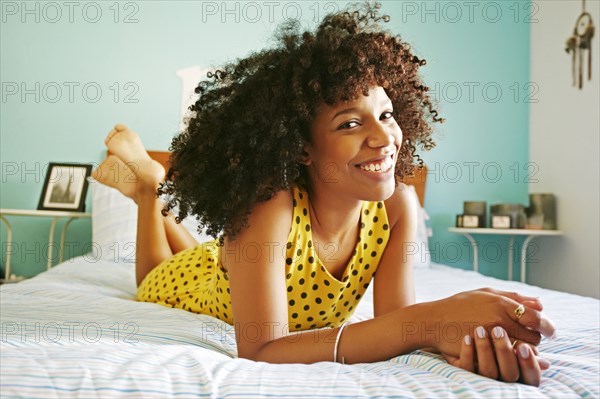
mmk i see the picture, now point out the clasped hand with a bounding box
[432,288,556,386]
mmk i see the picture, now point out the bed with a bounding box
[1,153,598,398]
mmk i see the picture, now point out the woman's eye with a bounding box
[381,111,394,120]
[338,121,359,130]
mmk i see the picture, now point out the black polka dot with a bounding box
[327,293,334,299]
[287,286,293,292]
[371,251,377,257]
[308,240,313,248]
[383,224,389,230]
[293,198,297,207]
[303,305,310,311]
[286,258,292,265]
[352,270,358,276]
[305,224,311,232]
[364,209,370,215]
[377,202,383,209]
[289,299,295,306]
[298,264,304,271]
[311,271,316,278]
[301,292,307,299]
[316,297,322,304]
[307,316,314,322]
[312,284,318,290]
[296,216,300,224]
[297,249,302,256]
[286,242,292,249]
[299,278,305,285]
[303,208,308,216]
[365,264,370,270]
[308,257,314,264]
[292,313,298,319]
[377,238,383,244]
[373,216,379,223]
[323,280,330,286]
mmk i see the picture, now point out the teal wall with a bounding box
[1,1,531,278]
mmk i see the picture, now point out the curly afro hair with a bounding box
[160,1,443,240]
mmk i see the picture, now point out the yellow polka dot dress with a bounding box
[137,186,390,332]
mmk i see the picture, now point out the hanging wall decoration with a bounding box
[565,0,595,89]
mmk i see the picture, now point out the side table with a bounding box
[447,227,563,283]
[0,209,91,282]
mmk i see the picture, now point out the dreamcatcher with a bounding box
[565,0,595,89]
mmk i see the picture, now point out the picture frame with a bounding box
[37,163,93,212]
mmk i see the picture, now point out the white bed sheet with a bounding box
[1,257,598,398]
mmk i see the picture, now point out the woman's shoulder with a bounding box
[383,183,419,230]
[231,188,295,243]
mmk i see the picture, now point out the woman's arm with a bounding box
[223,189,554,364]
[373,183,418,316]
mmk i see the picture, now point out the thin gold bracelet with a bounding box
[333,322,349,364]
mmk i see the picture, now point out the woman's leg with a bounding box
[93,124,198,285]
[162,212,200,255]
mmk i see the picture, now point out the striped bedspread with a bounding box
[1,258,598,398]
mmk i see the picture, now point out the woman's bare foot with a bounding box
[105,124,151,165]
[95,124,166,203]
[92,155,139,200]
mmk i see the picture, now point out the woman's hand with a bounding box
[426,288,556,358]
[441,326,551,386]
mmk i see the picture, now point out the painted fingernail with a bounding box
[538,357,551,369]
[476,326,486,339]
[464,335,472,346]
[492,326,504,339]
[519,344,530,359]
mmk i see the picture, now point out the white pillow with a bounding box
[405,185,432,269]
[89,179,212,263]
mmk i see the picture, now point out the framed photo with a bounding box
[37,163,93,212]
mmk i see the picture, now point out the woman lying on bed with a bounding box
[92,1,555,386]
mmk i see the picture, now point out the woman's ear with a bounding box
[299,146,312,166]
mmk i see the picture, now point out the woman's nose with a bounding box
[367,123,398,148]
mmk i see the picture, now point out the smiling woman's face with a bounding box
[304,86,403,202]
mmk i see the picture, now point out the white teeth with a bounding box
[359,156,393,173]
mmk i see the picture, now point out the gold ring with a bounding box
[512,339,518,348]
[514,304,525,319]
